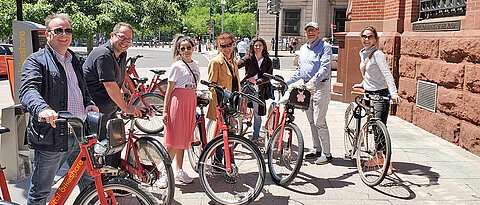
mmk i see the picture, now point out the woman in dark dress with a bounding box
[237,37,273,143]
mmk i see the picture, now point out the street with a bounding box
[1,46,479,204]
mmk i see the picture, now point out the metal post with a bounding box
[221,0,225,33]
[273,12,280,69]
[16,0,22,21]
[209,0,213,41]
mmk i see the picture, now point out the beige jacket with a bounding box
[206,52,241,120]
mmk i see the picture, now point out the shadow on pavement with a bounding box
[371,162,439,200]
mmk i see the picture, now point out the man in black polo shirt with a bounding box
[83,22,143,167]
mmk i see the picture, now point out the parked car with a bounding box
[0,44,13,76]
[331,45,338,71]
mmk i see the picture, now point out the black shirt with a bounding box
[83,41,127,115]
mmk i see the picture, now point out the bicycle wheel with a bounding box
[356,120,391,186]
[133,93,164,134]
[267,123,304,186]
[344,102,357,159]
[127,138,174,204]
[198,135,265,205]
[188,122,204,172]
[150,80,167,95]
[73,177,158,205]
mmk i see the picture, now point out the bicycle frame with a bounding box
[49,138,110,205]
[209,106,236,174]
[125,55,167,95]
[0,163,11,201]
[119,118,165,183]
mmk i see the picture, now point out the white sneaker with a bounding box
[175,169,193,184]
[157,170,168,189]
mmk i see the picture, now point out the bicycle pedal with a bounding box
[100,166,119,176]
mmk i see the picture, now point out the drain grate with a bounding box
[416,80,437,112]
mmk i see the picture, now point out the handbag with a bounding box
[287,87,311,110]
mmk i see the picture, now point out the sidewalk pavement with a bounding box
[2,48,480,204]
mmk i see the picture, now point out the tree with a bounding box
[0,0,187,52]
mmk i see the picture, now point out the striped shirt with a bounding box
[52,49,86,121]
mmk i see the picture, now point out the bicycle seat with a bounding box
[0,127,10,134]
[150,69,167,75]
[132,77,149,84]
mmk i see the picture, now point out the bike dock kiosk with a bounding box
[0,20,46,180]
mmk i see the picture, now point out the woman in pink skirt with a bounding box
[160,35,200,187]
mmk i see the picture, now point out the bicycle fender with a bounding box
[136,137,172,165]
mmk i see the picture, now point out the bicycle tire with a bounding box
[344,102,357,159]
[133,93,164,134]
[198,135,265,205]
[356,120,391,186]
[73,177,158,205]
[150,80,168,95]
[188,122,204,172]
[127,138,174,204]
[267,123,304,186]
[264,102,277,152]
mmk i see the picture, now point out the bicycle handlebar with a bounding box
[201,80,265,108]
[263,73,288,94]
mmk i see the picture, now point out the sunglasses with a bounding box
[220,43,233,48]
[49,28,73,35]
[361,35,375,40]
[115,33,133,42]
[180,46,192,52]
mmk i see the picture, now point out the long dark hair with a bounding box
[172,35,194,61]
[247,37,269,58]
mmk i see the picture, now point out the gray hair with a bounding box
[112,22,134,34]
[45,13,72,30]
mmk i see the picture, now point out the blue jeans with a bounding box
[251,92,262,140]
[27,133,94,205]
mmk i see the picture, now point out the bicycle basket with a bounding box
[287,87,311,110]
[102,118,126,156]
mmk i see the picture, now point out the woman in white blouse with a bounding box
[161,36,200,187]
[353,26,401,175]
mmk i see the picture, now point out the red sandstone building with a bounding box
[333,0,480,156]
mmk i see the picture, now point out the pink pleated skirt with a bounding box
[164,88,197,149]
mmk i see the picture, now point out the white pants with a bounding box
[306,81,331,157]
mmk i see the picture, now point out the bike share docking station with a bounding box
[0,20,46,180]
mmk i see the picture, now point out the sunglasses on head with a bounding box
[49,28,73,35]
[180,46,192,52]
[220,43,233,48]
[361,35,375,40]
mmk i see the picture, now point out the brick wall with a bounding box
[351,0,385,21]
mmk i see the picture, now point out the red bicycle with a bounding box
[119,110,174,204]
[193,80,266,205]
[51,111,157,204]
[125,55,168,95]
[0,127,13,204]
[262,73,305,186]
[121,77,165,134]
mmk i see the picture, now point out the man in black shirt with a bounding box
[83,22,143,166]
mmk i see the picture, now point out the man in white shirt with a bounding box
[237,38,248,59]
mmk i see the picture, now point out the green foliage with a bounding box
[0,0,17,39]
[179,0,257,38]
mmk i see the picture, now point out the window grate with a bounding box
[419,0,467,20]
[416,80,438,112]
